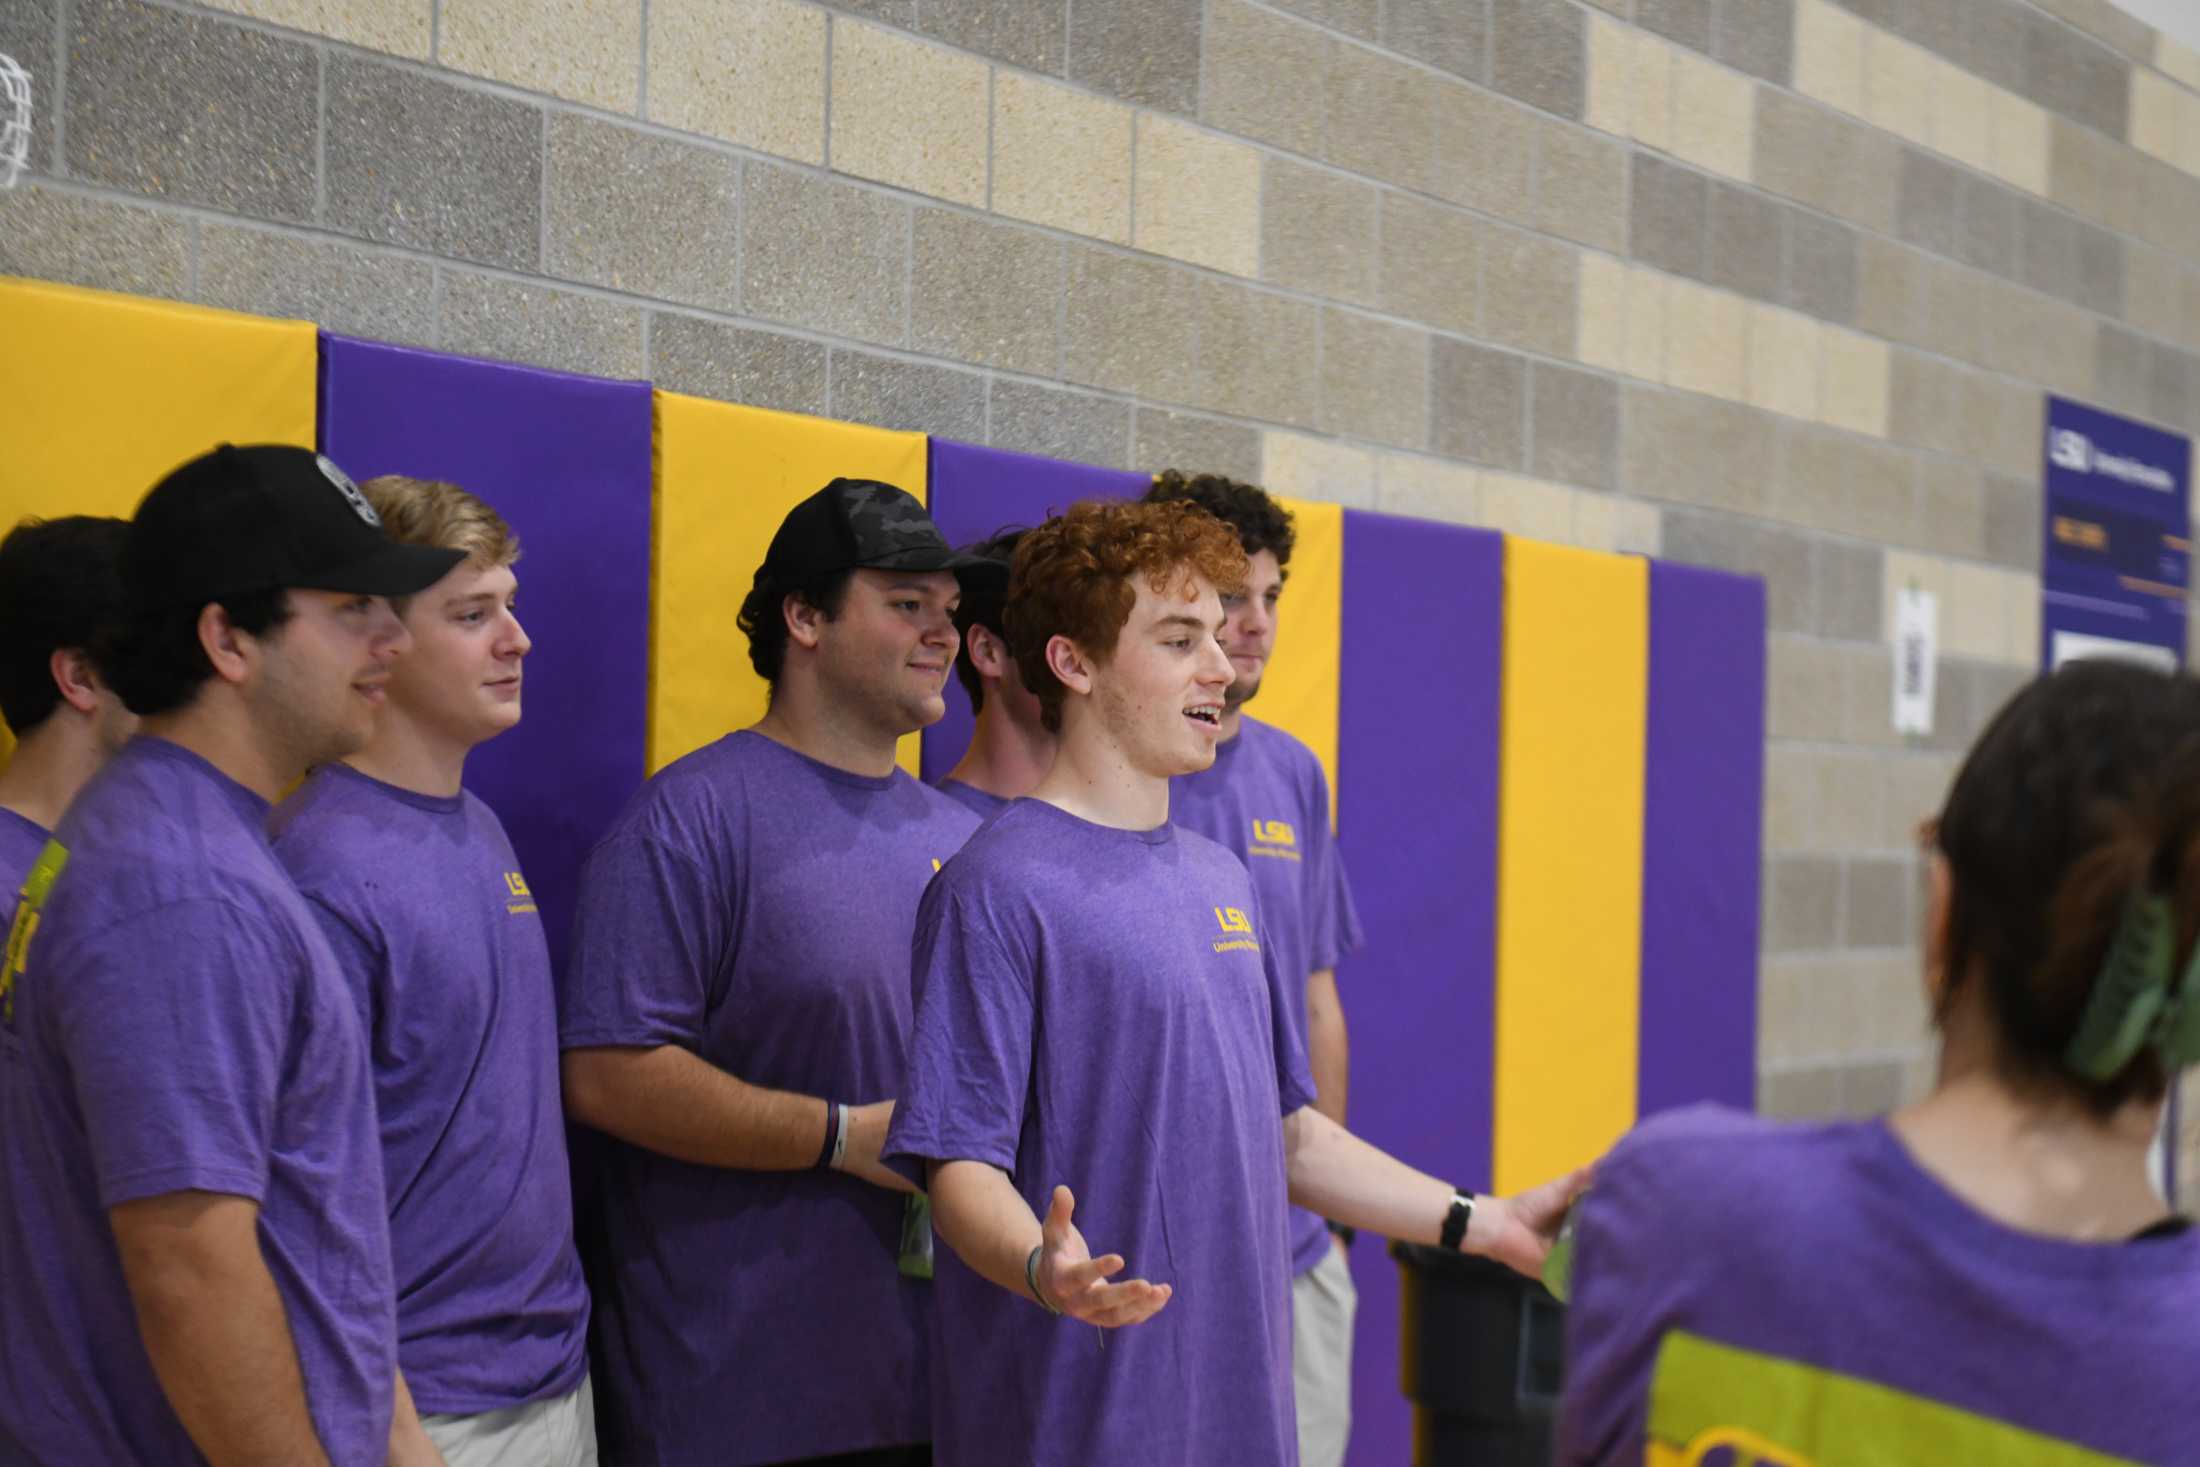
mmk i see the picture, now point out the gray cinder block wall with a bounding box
[6,0,2200,1178]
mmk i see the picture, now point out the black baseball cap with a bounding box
[758,478,988,583]
[125,445,467,611]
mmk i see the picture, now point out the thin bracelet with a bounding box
[828,1103,851,1170]
[814,1102,840,1169]
[1025,1244,1062,1316]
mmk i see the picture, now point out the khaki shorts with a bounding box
[1292,1239,1359,1467]
[423,1375,597,1467]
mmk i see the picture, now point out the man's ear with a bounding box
[198,603,256,688]
[783,591,831,652]
[968,624,1012,680]
[47,647,104,716]
[1044,634,1093,701]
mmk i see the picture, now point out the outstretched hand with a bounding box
[1470,1166,1593,1280]
[1034,1186,1172,1328]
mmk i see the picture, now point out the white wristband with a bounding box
[829,1103,851,1170]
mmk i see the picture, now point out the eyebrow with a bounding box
[1154,613,1217,635]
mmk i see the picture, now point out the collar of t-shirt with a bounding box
[129,735,274,823]
[739,729,898,793]
[320,761,465,816]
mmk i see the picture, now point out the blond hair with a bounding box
[359,475,520,569]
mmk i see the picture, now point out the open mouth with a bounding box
[1185,706,1221,727]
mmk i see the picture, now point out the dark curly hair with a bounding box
[736,569,854,688]
[1006,500,1248,733]
[1933,660,2200,1113]
[1143,470,1296,567]
[104,589,295,718]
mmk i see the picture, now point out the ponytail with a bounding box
[1935,662,2200,1114]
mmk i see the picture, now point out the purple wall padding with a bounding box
[1337,511,1505,1467]
[1637,561,1766,1116]
[920,438,1147,784]
[318,334,653,970]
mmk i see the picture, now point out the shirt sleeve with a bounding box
[1302,763,1365,974]
[297,891,385,1047]
[53,900,297,1210]
[560,831,731,1051]
[883,878,1034,1188]
[1259,931,1317,1117]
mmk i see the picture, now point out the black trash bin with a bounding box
[1391,1241,1565,1466]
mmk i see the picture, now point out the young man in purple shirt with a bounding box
[270,476,594,1466]
[885,499,1586,1467]
[561,479,986,1466]
[0,444,463,1467]
[0,515,135,913]
[1145,471,1365,1467]
[937,529,1052,819]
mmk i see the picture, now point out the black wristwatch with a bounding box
[1326,1219,1356,1248]
[1439,1188,1475,1253]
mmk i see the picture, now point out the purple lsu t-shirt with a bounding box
[884,799,1318,1467]
[560,730,981,1466]
[1171,716,1364,1276]
[0,807,46,929]
[1558,1104,2200,1465]
[269,764,591,1415]
[0,738,394,1466]
[936,776,1012,821]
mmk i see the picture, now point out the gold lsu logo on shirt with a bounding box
[1212,905,1260,955]
[1250,818,1301,863]
[503,871,538,916]
[2,840,70,1025]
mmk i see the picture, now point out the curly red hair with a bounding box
[1005,499,1248,732]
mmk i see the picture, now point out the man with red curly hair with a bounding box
[885,499,1585,1467]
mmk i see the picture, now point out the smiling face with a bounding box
[1079,569,1236,780]
[247,588,411,770]
[384,559,530,754]
[810,568,963,738]
[1217,547,1284,712]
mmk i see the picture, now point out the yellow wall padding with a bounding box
[0,277,317,767]
[651,391,930,775]
[0,278,318,519]
[1491,538,1649,1195]
[1261,497,1344,828]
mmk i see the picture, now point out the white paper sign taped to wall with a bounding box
[1892,587,1937,736]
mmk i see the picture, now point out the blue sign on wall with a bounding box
[2040,396,2192,671]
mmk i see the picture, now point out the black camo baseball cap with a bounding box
[126,445,466,611]
[758,478,988,583]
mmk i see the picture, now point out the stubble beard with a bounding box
[254,663,372,781]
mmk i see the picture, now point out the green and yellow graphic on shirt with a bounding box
[1644,1332,2141,1467]
[2,839,70,1024]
